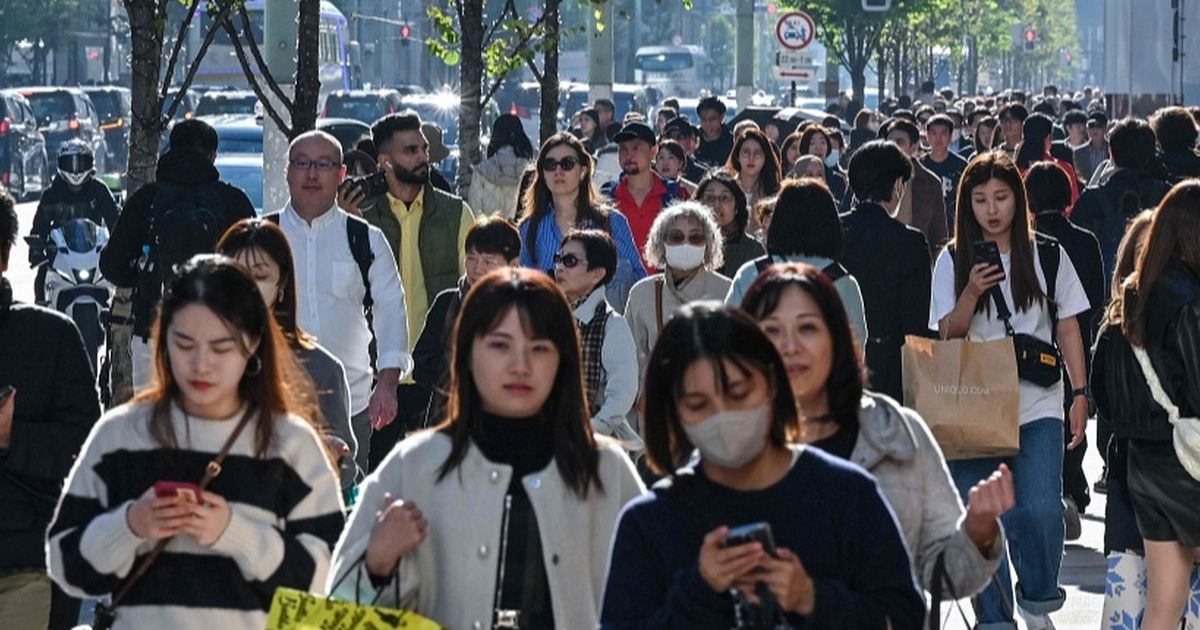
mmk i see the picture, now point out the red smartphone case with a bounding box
[153,481,204,504]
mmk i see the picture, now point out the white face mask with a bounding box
[824,150,841,168]
[664,243,706,271]
[682,402,771,469]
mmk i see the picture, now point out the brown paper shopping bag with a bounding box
[901,335,1020,460]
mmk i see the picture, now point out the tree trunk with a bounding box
[891,42,901,99]
[877,46,887,102]
[850,65,867,112]
[539,0,561,144]
[111,0,169,405]
[458,0,484,196]
[292,0,321,137]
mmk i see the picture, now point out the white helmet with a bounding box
[57,140,95,187]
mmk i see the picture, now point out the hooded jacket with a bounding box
[466,146,530,220]
[98,149,256,336]
[851,393,1002,596]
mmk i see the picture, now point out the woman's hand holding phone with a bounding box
[732,547,816,615]
[126,487,192,541]
[698,526,764,593]
[966,263,1006,300]
[181,492,232,547]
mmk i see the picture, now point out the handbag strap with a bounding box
[1130,345,1183,425]
[654,277,665,333]
[108,407,256,608]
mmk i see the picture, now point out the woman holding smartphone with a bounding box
[600,301,923,628]
[327,268,644,629]
[46,256,344,630]
[930,153,1090,629]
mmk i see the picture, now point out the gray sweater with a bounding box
[851,393,1002,596]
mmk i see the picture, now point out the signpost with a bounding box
[775,11,816,105]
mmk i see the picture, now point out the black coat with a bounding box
[1034,212,1105,339]
[1092,322,1172,441]
[412,279,466,423]
[99,150,256,337]
[1070,169,1170,294]
[1143,269,1200,420]
[0,279,101,572]
[840,202,933,401]
[1159,148,1200,182]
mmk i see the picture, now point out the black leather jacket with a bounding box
[1092,322,1172,441]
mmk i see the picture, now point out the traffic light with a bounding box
[1023,28,1036,51]
[400,22,412,46]
[862,0,892,11]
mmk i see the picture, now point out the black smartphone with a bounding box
[0,385,14,407]
[722,522,778,557]
[973,240,1006,280]
[357,170,388,198]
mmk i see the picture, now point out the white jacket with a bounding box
[466,147,530,219]
[574,287,643,448]
[326,431,646,630]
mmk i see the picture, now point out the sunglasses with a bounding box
[553,252,585,268]
[540,156,580,172]
[666,231,707,246]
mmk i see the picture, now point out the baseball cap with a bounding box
[1087,112,1108,128]
[613,121,657,145]
[663,116,698,137]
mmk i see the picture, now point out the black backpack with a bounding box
[266,211,375,313]
[137,182,227,311]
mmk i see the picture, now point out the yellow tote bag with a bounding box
[265,587,446,630]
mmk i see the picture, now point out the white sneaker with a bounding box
[1018,607,1057,630]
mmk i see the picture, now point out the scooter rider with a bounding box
[28,140,119,304]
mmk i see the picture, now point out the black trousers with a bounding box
[49,582,80,630]
[368,383,432,473]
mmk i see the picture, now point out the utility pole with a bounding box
[263,0,298,213]
[735,0,754,107]
[589,1,615,104]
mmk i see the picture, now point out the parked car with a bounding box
[316,117,371,153]
[162,87,202,123]
[398,92,499,187]
[19,87,108,176]
[196,90,258,117]
[0,90,49,200]
[390,84,426,97]
[214,153,264,215]
[81,86,131,174]
[323,89,406,125]
[561,82,652,125]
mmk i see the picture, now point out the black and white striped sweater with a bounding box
[46,401,345,630]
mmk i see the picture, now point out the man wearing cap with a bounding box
[601,121,689,270]
[1073,112,1109,185]
[663,117,709,182]
[695,96,735,168]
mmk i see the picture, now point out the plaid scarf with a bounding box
[578,299,610,417]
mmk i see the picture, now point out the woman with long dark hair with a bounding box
[931,152,1091,628]
[696,171,764,276]
[600,301,924,627]
[741,262,1012,598]
[518,132,645,311]
[724,128,781,209]
[47,256,344,629]
[216,218,356,490]
[327,268,644,629]
[1115,182,1200,630]
[797,126,847,202]
[467,114,535,219]
[973,116,998,156]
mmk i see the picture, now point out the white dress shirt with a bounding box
[279,203,412,414]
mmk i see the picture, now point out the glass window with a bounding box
[634,52,694,72]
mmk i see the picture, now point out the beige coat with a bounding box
[624,269,732,377]
[851,393,1002,595]
[326,431,646,630]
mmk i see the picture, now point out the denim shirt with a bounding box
[519,206,647,312]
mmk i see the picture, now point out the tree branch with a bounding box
[481,8,551,110]
[237,3,294,110]
[483,0,518,46]
[526,57,543,83]
[162,0,236,124]
[161,0,202,100]
[222,18,292,137]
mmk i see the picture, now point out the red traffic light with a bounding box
[1024,29,1036,43]
[401,24,412,38]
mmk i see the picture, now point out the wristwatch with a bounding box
[1071,387,1089,399]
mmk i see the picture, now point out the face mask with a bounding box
[665,243,706,271]
[824,151,840,168]
[682,402,771,469]
[256,280,279,308]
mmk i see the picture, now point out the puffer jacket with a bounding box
[466,147,530,220]
[1092,321,1172,441]
[850,393,1002,596]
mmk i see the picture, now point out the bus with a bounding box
[183,0,351,97]
[633,45,713,98]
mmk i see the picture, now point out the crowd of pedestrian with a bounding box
[0,79,1198,630]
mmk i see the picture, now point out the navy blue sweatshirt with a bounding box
[600,447,924,629]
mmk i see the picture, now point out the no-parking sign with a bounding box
[775,11,815,51]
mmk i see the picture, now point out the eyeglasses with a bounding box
[666,230,707,246]
[289,157,340,172]
[540,156,580,172]
[700,193,735,206]
[553,252,584,268]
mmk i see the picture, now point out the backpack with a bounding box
[137,182,227,311]
[266,212,375,313]
[753,255,848,282]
